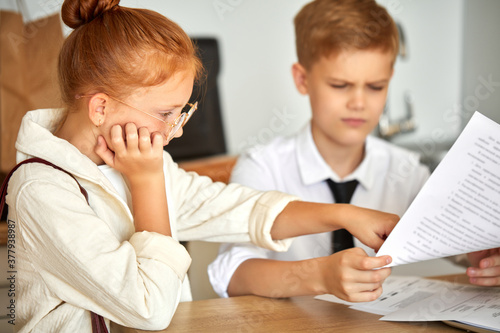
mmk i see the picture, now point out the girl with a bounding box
[7,0,397,331]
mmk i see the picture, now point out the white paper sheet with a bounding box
[376,112,500,267]
[315,276,500,331]
[349,276,448,315]
[381,283,500,330]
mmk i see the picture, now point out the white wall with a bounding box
[462,0,500,128]
[0,0,59,21]
[379,0,465,152]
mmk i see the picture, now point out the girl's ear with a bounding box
[87,93,109,127]
[291,62,309,95]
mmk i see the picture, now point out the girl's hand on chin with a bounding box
[95,123,164,183]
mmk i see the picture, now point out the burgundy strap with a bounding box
[91,312,108,333]
[0,157,88,215]
[0,157,108,333]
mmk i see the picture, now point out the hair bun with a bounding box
[61,0,120,29]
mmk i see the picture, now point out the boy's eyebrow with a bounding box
[327,77,391,84]
[367,79,391,84]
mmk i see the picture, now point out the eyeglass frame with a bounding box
[76,94,198,142]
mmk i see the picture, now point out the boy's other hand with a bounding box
[466,248,500,286]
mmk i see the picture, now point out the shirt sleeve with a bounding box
[207,152,282,297]
[11,166,190,330]
[165,152,298,251]
[208,242,270,297]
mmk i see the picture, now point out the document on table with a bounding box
[376,111,500,267]
[315,276,500,331]
[381,279,500,331]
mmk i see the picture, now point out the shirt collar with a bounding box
[296,122,376,190]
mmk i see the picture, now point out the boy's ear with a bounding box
[87,93,109,127]
[291,62,309,95]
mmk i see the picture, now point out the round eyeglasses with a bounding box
[77,94,198,142]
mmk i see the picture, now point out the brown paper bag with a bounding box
[0,9,64,172]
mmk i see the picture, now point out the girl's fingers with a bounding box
[124,123,139,152]
[151,132,164,152]
[110,124,126,154]
[138,127,152,152]
[94,136,115,167]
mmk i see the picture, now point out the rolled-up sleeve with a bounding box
[167,153,299,250]
[208,242,269,297]
[129,231,191,281]
[246,191,295,251]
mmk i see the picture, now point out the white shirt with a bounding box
[208,123,430,297]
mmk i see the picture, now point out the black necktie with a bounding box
[326,179,359,253]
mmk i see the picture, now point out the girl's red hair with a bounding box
[59,0,203,110]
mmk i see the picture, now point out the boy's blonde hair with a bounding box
[294,0,399,69]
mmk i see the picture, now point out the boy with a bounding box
[208,0,500,302]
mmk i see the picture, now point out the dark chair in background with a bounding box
[165,37,227,162]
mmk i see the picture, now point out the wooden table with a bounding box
[113,275,469,333]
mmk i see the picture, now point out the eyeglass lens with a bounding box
[167,113,187,141]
